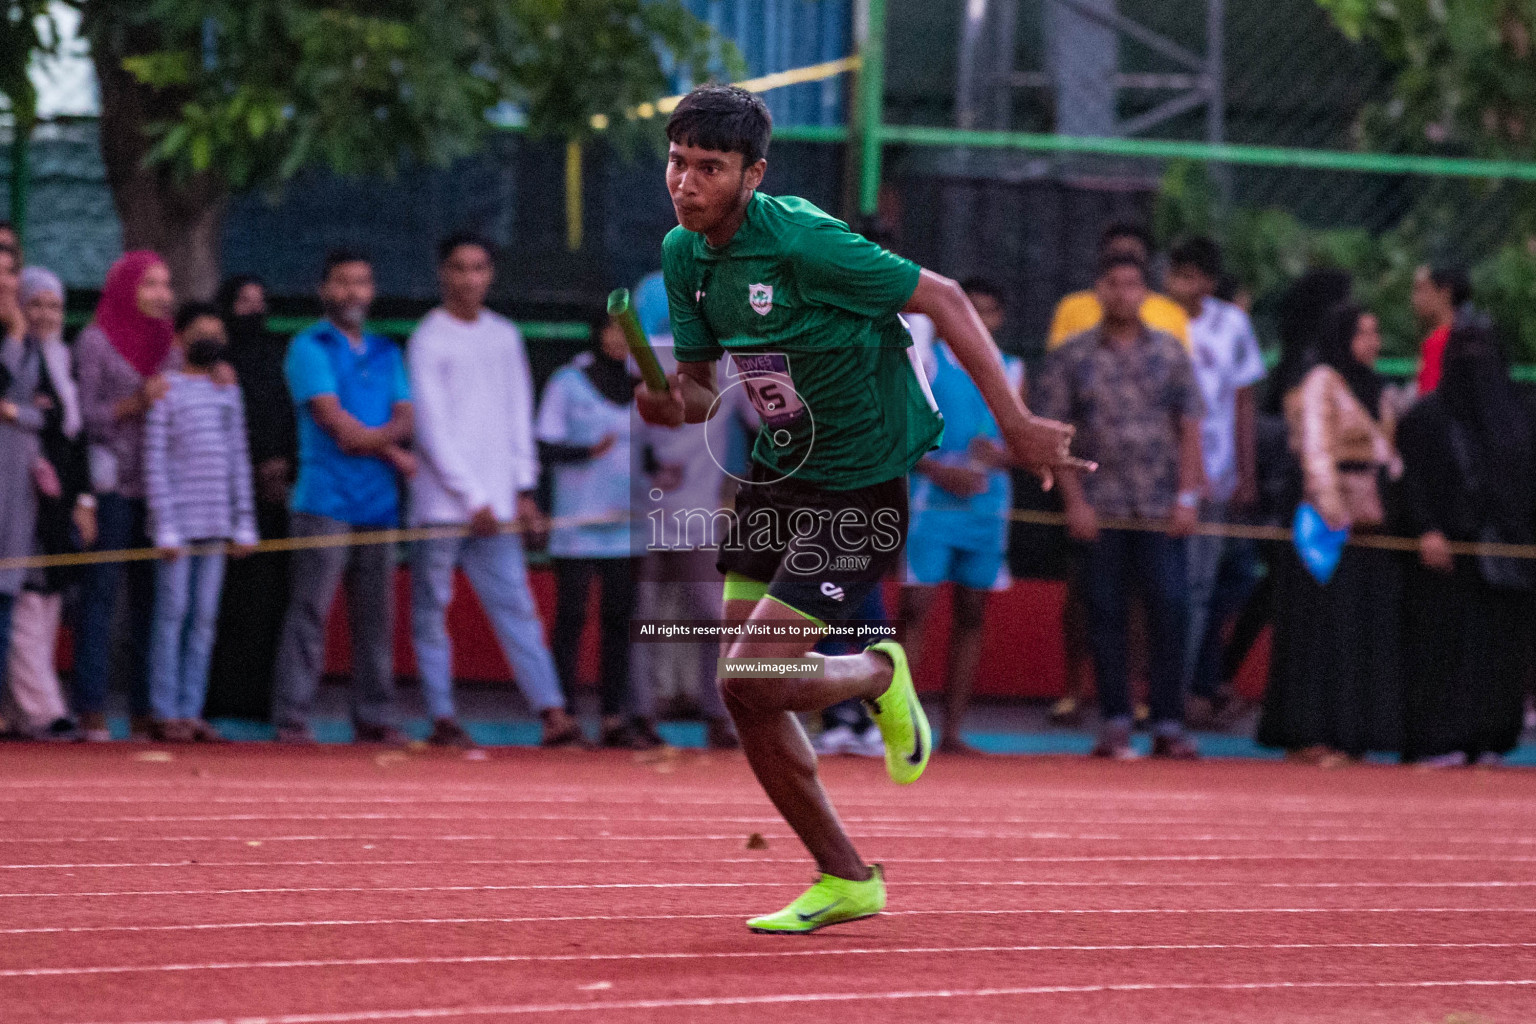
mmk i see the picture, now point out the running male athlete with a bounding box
[636,85,1088,933]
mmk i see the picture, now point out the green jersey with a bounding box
[663,192,944,491]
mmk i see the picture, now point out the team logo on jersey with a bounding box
[749,283,774,316]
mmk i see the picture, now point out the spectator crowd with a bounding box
[0,220,1532,767]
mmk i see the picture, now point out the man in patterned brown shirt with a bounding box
[1034,252,1205,760]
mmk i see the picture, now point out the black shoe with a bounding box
[427,718,476,749]
[1151,734,1200,760]
[354,723,411,746]
[43,718,81,741]
[705,717,740,750]
[602,719,664,750]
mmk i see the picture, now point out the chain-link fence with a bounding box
[6,1,1536,363]
[875,0,1536,362]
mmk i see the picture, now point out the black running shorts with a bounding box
[717,461,909,625]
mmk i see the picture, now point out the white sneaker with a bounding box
[851,725,888,758]
[1417,751,1468,769]
[1475,752,1505,767]
[815,724,857,756]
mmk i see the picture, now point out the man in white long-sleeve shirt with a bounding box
[407,233,580,747]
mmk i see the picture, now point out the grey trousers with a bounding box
[271,513,397,731]
[629,547,729,722]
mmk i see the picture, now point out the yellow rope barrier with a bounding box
[9,505,1536,575]
[0,512,632,575]
[1006,509,1536,558]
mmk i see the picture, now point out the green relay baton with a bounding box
[607,288,669,393]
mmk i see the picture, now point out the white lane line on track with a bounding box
[8,780,1534,813]
[14,816,1536,835]
[10,831,1536,846]
[9,852,1535,870]
[56,978,1536,1024]
[8,941,1536,979]
[9,906,1536,936]
[5,880,1535,899]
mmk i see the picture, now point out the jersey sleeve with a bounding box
[793,221,921,320]
[662,230,722,363]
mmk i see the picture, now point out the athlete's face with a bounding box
[667,141,765,237]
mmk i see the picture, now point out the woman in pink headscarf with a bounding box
[72,251,177,741]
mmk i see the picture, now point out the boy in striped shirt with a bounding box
[144,302,257,742]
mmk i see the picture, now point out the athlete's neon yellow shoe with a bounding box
[747,864,886,934]
[864,641,931,785]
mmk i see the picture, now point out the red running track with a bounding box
[2,744,1535,1023]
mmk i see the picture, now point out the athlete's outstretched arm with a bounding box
[905,269,1093,489]
[635,359,719,426]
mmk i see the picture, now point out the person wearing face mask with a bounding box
[142,303,257,742]
[206,274,296,721]
[74,251,178,741]
[536,314,652,748]
[272,249,413,746]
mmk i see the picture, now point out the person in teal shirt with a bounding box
[636,85,1087,934]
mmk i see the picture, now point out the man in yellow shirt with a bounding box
[1047,223,1190,350]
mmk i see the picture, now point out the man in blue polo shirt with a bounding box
[272,248,415,744]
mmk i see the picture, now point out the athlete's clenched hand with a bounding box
[635,375,686,427]
[1006,414,1095,491]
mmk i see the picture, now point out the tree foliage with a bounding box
[91,0,732,191]
[1317,0,1536,164]
[0,2,62,133]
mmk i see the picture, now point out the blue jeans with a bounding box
[1185,514,1260,700]
[410,532,563,720]
[149,552,228,721]
[74,494,154,716]
[1078,528,1190,733]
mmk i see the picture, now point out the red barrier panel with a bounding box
[319,569,1272,700]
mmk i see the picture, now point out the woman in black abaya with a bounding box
[1257,301,1405,763]
[1397,314,1536,766]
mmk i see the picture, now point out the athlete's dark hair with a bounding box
[437,231,495,266]
[1428,265,1472,308]
[321,246,371,284]
[960,277,1005,305]
[1097,251,1148,283]
[666,85,773,167]
[1169,236,1223,281]
[174,301,222,334]
[1099,221,1155,256]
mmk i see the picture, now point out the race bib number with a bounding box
[730,352,807,428]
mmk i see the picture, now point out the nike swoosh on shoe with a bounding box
[797,898,845,922]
